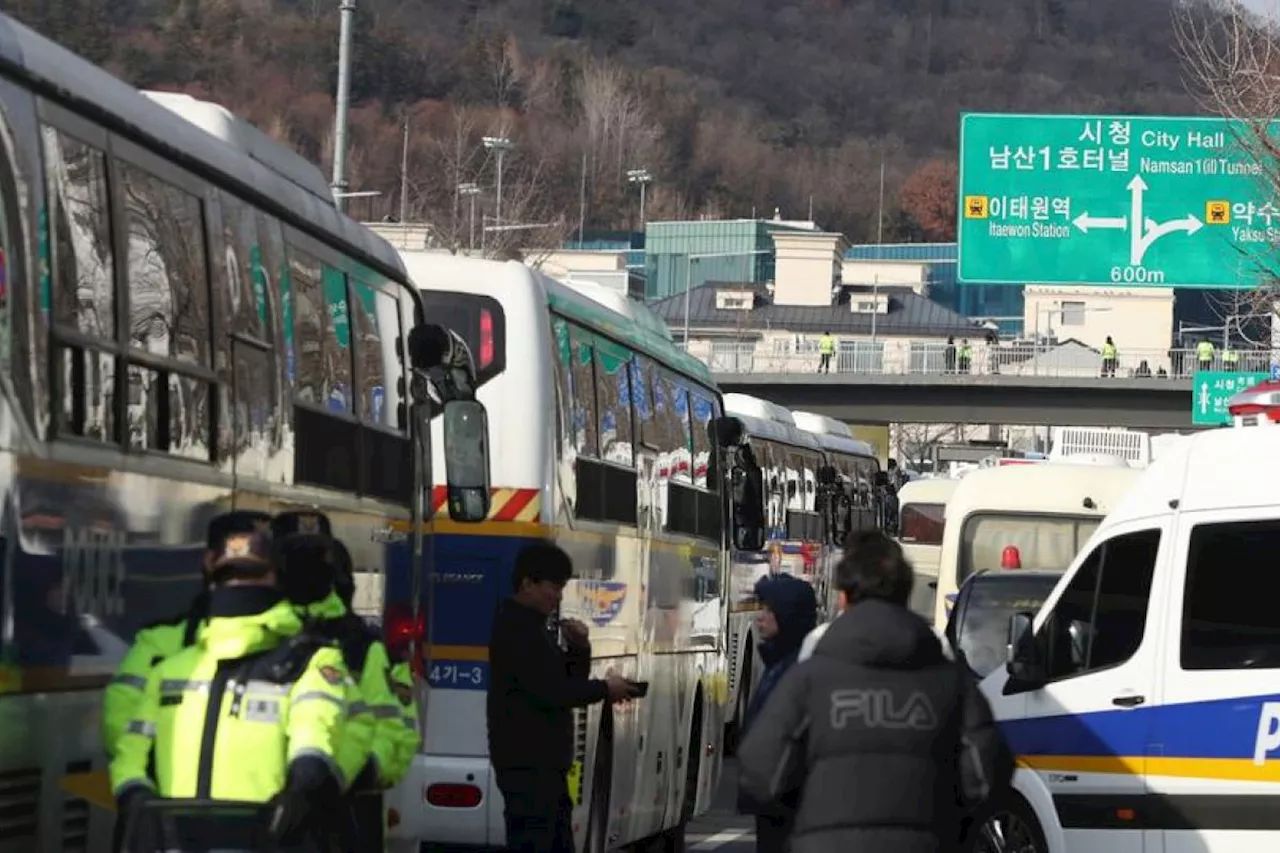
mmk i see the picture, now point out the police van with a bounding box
[977,382,1280,853]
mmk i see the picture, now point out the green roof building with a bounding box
[643,219,818,300]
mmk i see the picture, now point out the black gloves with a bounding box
[268,756,342,845]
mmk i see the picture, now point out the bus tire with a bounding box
[585,712,613,853]
[967,791,1048,853]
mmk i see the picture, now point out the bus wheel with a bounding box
[586,717,613,853]
[969,793,1047,853]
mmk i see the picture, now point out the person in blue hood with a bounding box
[738,572,818,852]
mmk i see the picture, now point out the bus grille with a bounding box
[573,708,588,766]
[61,761,91,851]
[0,766,39,842]
[727,630,741,696]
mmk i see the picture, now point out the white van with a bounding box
[933,461,1142,628]
[980,422,1280,853]
[895,477,961,620]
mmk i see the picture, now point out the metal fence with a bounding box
[695,341,1274,380]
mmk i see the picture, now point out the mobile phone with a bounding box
[627,680,650,697]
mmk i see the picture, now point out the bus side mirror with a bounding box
[730,460,766,552]
[441,399,491,523]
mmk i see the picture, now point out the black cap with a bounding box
[273,533,338,606]
[206,511,273,552]
[271,511,333,540]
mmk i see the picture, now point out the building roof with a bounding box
[845,242,958,262]
[649,281,981,337]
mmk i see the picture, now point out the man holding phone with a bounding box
[488,542,641,853]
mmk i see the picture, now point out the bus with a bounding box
[720,393,826,749]
[788,411,881,612]
[384,253,763,852]
[0,14,487,851]
[932,460,1143,628]
[894,476,962,623]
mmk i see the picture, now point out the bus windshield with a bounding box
[958,513,1098,583]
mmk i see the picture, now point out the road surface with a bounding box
[682,759,755,852]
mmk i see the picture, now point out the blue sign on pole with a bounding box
[1271,362,1280,382]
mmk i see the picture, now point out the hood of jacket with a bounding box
[201,588,303,659]
[754,573,819,666]
[814,598,945,669]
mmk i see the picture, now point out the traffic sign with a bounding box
[958,113,1276,288]
[1192,370,1268,425]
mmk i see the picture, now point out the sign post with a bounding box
[1191,370,1269,425]
[958,113,1276,288]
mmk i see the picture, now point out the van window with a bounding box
[1043,529,1159,681]
[959,513,1099,584]
[1182,519,1280,670]
[900,502,944,545]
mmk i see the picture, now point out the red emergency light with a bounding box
[384,604,425,673]
[1001,545,1022,569]
[1227,380,1280,426]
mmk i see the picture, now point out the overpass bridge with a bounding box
[705,343,1268,429]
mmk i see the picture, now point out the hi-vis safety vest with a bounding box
[1102,342,1117,359]
[1197,341,1215,361]
[819,335,835,355]
[109,601,354,802]
[1224,349,1239,365]
[387,661,421,785]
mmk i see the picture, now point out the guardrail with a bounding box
[693,342,1274,380]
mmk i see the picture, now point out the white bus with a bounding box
[933,461,1143,628]
[385,253,764,852]
[720,394,825,748]
[0,14,486,851]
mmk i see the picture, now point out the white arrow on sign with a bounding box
[1135,214,1203,265]
[1073,212,1127,233]
[1198,382,1211,414]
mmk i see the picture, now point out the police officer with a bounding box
[109,526,355,850]
[272,511,407,851]
[102,510,273,852]
[818,331,835,373]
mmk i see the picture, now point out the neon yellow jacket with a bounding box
[109,599,353,802]
[388,661,421,784]
[102,605,204,758]
[306,593,405,789]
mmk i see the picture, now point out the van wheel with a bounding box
[969,793,1047,853]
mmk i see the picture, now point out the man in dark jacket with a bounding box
[738,573,818,852]
[488,542,638,853]
[737,531,1013,853]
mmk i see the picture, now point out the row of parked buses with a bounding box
[899,406,1280,853]
[381,250,895,852]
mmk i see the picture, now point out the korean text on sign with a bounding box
[986,196,1072,221]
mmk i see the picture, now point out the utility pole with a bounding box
[458,182,480,252]
[578,149,587,245]
[876,155,886,245]
[331,0,356,210]
[398,113,410,224]
[483,136,512,228]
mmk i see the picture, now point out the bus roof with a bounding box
[724,393,796,427]
[0,12,407,280]
[898,477,962,505]
[723,394,822,452]
[791,411,875,457]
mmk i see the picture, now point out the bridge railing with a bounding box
[694,342,1274,379]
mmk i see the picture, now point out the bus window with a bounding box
[900,503,945,545]
[958,513,1099,584]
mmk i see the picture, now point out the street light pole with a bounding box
[458,182,480,252]
[483,136,512,228]
[398,113,409,224]
[331,0,356,210]
[681,248,772,346]
[627,168,652,228]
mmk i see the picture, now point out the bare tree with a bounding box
[1175,0,1280,329]
[893,422,966,471]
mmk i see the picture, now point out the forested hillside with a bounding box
[6,0,1196,249]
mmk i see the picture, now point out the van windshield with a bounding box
[958,513,1098,584]
[953,572,1062,679]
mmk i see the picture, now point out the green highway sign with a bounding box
[958,113,1276,288]
[1192,370,1268,425]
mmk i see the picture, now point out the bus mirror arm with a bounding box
[409,324,478,403]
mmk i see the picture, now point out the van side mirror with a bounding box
[1005,612,1046,692]
[441,399,491,523]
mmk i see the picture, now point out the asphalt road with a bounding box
[682,759,756,852]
